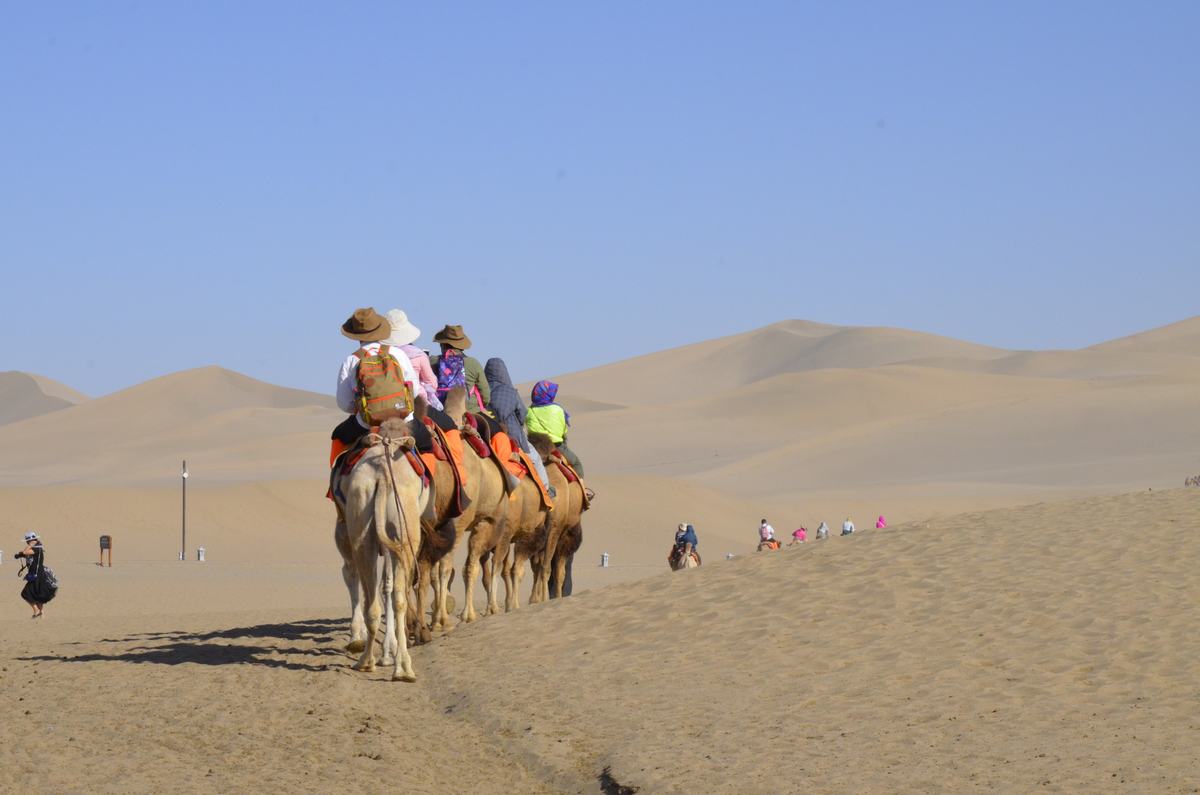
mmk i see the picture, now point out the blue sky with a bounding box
[3,1,1197,396]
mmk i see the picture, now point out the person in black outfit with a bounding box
[15,531,55,618]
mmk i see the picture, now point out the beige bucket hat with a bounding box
[383,309,421,346]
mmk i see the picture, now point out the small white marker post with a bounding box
[181,460,188,562]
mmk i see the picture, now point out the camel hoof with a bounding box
[392,672,417,683]
[353,662,375,673]
[345,639,366,653]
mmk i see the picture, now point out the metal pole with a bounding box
[181,460,188,561]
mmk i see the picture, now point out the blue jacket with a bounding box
[674,526,698,549]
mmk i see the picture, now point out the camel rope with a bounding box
[367,432,420,569]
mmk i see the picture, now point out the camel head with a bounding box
[527,432,555,462]
[443,386,467,427]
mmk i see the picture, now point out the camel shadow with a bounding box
[25,618,351,672]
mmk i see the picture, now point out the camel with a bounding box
[498,467,553,613]
[669,549,700,570]
[528,436,587,603]
[331,417,428,681]
[411,393,512,638]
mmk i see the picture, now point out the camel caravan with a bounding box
[328,308,590,681]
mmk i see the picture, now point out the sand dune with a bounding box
[0,367,339,485]
[2,488,1197,792]
[554,320,1009,407]
[0,371,86,426]
[1090,314,1200,356]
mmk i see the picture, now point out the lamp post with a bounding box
[181,460,188,562]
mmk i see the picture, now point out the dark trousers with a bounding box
[557,442,583,477]
[331,407,456,455]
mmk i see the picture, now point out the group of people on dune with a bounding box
[670,514,890,567]
[331,307,586,498]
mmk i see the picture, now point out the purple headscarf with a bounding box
[531,380,570,425]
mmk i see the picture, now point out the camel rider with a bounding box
[671,522,698,567]
[329,307,421,466]
[384,308,442,411]
[526,380,584,475]
[484,357,555,498]
[429,325,490,415]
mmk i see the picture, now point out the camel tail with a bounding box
[373,470,411,561]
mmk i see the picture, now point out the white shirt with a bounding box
[842,520,855,533]
[337,342,420,427]
[760,523,775,541]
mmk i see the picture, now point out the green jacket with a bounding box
[527,404,568,444]
[430,353,490,413]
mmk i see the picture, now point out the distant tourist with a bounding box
[815,521,830,540]
[788,527,807,546]
[841,517,855,536]
[876,515,887,529]
[669,523,700,569]
[757,519,780,551]
[15,532,56,618]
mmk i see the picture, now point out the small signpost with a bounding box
[99,534,113,567]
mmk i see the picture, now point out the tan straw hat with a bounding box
[432,324,472,350]
[341,307,391,342]
[383,309,421,346]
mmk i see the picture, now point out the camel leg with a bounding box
[413,558,434,645]
[460,521,492,624]
[501,547,517,612]
[552,551,568,600]
[511,547,531,611]
[390,548,417,682]
[353,545,381,673]
[381,558,397,665]
[484,519,511,616]
[535,518,562,604]
[336,522,367,653]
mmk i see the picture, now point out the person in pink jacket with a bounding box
[876,515,887,529]
[384,309,442,411]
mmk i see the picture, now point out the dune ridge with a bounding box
[2,488,1196,792]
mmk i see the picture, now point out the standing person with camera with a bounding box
[15,531,56,618]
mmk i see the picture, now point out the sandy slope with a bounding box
[0,371,85,426]
[1,488,1196,793]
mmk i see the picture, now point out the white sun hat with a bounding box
[383,309,421,347]
[24,531,39,542]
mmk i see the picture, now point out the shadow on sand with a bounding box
[21,618,350,672]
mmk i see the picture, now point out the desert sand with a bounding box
[1,317,1198,792]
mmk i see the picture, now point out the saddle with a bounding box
[668,546,701,568]
[549,450,591,511]
[328,431,430,509]
[461,412,493,459]
[421,417,467,517]
[489,431,553,509]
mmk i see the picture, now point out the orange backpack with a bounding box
[353,344,414,426]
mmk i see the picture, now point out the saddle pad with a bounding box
[490,432,523,478]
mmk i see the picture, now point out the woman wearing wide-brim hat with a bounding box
[384,309,442,411]
[430,324,490,414]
